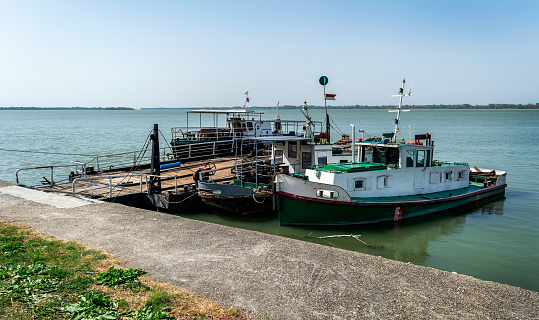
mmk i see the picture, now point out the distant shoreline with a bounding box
[142,103,539,110]
[1,103,538,110]
[0,107,134,110]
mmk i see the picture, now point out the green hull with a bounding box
[277,185,506,225]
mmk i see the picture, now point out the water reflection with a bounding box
[173,194,506,266]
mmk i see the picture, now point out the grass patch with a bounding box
[0,221,257,319]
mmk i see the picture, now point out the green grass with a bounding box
[0,221,256,320]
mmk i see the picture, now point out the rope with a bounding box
[252,188,269,204]
[107,131,153,201]
[329,117,344,137]
[169,191,199,204]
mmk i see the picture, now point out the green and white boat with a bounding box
[275,79,507,225]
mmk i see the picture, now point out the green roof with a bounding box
[314,162,388,173]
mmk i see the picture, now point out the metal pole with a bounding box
[255,140,258,186]
[149,124,161,194]
[109,177,113,198]
[351,124,355,163]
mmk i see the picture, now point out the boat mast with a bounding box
[319,76,330,141]
[390,78,411,142]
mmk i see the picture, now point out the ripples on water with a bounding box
[0,108,538,292]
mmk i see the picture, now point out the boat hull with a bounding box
[276,184,506,225]
[198,181,273,215]
[200,193,273,215]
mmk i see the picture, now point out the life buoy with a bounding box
[373,139,379,144]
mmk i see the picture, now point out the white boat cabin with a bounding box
[302,134,471,198]
[270,138,354,175]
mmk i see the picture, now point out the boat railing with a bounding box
[72,173,149,199]
[171,120,325,142]
[72,171,192,199]
[199,158,275,186]
[14,146,175,187]
[16,164,78,187]
[433,160,469,167]
[271,119,324,136]
[171,126,243,141]
[170,139,237,159]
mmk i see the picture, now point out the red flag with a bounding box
[325,94,336,100]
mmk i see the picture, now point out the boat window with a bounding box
[354,179,366,190]
[388,148,399,165]
[247,122,253,129]
[416,150,425,167]
[406,150,414,167]
[288,142,297,158]
[377,175,389,189]
[302,152,312,169]
[373,147,386,164]
[426,150,431,167]
[274,150,283,164]
[457,170,465,181]
[430,172,440,184]
[316,189,339,199]
[318,157,327,166]
[362,146,373,162]
[445,171,453,181]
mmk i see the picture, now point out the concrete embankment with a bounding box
[0,180,537,319]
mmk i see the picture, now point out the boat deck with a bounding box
[38,156,239,200]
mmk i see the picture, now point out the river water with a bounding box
[1,108,538,292]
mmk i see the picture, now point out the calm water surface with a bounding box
[1,108,538,292]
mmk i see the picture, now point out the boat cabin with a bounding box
[358,133,434,170]
[303,133,471,198]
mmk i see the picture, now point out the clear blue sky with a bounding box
[1,1,538,108]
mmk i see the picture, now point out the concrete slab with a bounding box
[0,185,102,209]
[0,181,537,319]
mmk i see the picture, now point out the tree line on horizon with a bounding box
[259,103,539,110]
[0,107,134,110]
[2,104,538,110]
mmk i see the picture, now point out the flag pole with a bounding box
[324,84,330,140]
[319,75,330,142]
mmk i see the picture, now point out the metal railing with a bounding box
[14,146,175,187]
[72,173,149,198]
[71,172,191,199]
[171,120,324,142]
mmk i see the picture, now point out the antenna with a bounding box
[389,78,412,142]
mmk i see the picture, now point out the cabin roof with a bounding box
[357,141,433,149]
[313,162,388,173]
